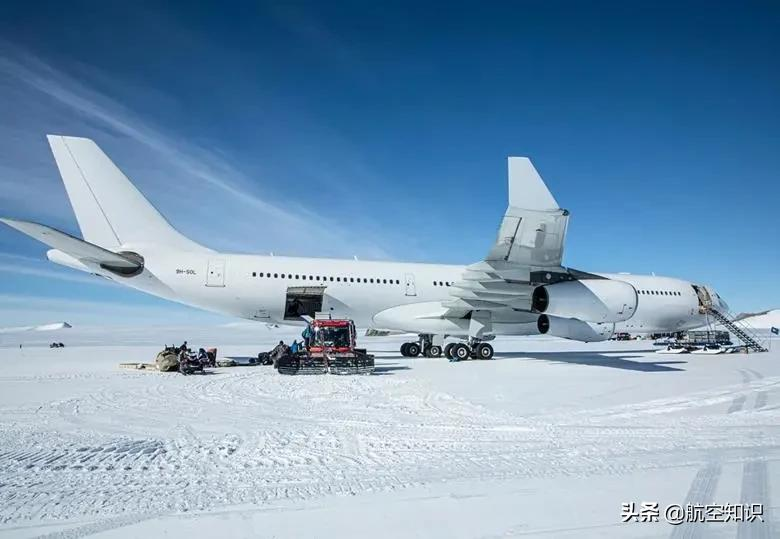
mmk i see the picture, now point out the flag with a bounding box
[772,327,779,335]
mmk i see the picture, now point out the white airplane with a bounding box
[1,135,728,360]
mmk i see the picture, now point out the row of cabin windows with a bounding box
[433,281,452,287]
[639,289,681,296]
[251,272,400,285]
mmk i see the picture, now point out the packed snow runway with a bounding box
[1,329,778,538]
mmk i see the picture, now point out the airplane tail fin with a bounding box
[47,135,208,252]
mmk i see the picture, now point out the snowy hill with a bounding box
[739,309,780,329]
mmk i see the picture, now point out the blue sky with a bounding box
[0,0,778,326]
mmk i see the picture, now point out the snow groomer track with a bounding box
[1,335,779,538]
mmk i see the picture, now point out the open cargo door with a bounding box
[284,286,326,321]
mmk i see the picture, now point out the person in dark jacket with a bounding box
[270,340,287,368]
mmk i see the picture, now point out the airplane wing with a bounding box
[0,218,142,273]
[443,158,571,316]
[486,157,569,268]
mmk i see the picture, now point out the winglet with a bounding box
[507,157,559,211]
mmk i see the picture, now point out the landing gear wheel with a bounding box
[406,343,421,357]
[426,345,442,358]
[444,343,454,359]
[475,343,494,360]
[450,343,470,362]
[400,343,411,357]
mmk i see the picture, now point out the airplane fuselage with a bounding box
[106,248,710,335]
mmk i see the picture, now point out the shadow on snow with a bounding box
[492,351,687,372]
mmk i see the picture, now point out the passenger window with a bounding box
[274,273,278,278]
[252,272,256,277]
[370,278,374,283]
[383,279,387,284]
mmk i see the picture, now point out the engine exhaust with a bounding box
[532,286,549,313]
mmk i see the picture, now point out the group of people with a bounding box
[268,323,317,367]
[175,341,214,366]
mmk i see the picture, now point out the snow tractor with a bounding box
[277,317,374,375]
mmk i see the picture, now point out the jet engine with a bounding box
[537,314,614,342]
[531,279,637,323]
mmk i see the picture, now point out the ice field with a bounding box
[0,327,778,538]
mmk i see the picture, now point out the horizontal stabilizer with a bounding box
[0,218,141,271]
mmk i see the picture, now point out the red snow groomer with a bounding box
[277,317,375,375]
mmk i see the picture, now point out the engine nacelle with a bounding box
[532,279,637,323]
[373,302,471,334]
[537,314,614,342]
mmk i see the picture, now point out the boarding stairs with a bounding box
[705,307,768,353]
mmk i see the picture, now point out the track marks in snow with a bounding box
[540,375,780,424]
[737,459,773,539]
[2,360,780,529]
[670,368,775,539]
[0,439,165,473]
[669,463,722,539]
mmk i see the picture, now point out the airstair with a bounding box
[692,284,768,353]
[705,307,768,353]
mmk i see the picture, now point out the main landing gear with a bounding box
[444,341,494,361]
[400,335,443,358]
[400,336,494,361]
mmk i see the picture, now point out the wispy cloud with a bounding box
[0,252,112,286]
[0,293,228,327]
[0,44,395,259]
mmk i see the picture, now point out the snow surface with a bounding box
[1,328,779,538]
